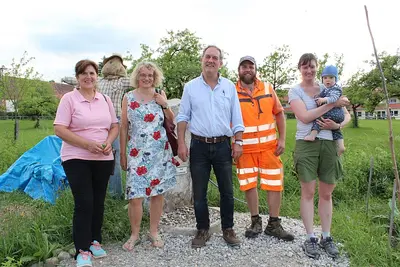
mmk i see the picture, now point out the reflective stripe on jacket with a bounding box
[235,79,283,153]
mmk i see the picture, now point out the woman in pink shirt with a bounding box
[54,59,119,267]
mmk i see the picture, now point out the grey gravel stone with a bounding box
[58,251,71,261]
[68,248,76,257]
[52,248,63,258]
[59,209,350,267]
[44,257,59,266]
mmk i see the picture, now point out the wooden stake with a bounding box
[389,180,396,255]
[364,5,400,201]
[366,157,374,217]
[364,5,400,261]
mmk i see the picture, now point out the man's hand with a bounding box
[231,143,243,163]
[178,143,189,162]
[275,138,285,156]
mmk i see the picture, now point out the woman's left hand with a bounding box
[102,142,112,155]
[154,92,167,108]
[317,118,340,130]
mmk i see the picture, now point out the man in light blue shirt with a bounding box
[176,45,245,248]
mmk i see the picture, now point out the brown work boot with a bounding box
[245,215,262,238]
[264,218,294,241]
[191,229,211,248]
[222,228,241,247]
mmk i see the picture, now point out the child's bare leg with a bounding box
[304,130,318,141]
[336,139,345,156]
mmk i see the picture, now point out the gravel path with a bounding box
[59,208,350,267]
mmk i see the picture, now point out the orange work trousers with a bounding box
[236,149,283,192]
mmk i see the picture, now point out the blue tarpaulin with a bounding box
[0,135,68,204]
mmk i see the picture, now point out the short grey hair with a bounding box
[202,45,223,60]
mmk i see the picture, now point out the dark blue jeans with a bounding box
[190,138,234,230]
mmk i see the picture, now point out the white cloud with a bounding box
[0,0,399,83]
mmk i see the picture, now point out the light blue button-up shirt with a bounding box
[176,74,245,137]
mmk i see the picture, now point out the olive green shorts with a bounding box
[293,139,343,184]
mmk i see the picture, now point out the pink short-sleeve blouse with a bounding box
[54,89,118,162]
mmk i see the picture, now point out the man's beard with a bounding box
[239,73,256,85]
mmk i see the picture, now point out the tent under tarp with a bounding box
[0,135,68,204]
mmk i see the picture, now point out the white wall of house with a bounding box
[5,100,15,112]
[356,110,400,119]
[355,98,400,120]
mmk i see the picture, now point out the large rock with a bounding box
[163,98,193,212]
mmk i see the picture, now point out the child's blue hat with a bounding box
[321,65,338,81]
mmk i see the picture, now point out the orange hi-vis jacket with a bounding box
[235,79,284,153]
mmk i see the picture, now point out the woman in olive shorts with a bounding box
[288,53,351,259]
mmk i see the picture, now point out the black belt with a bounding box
[191,134,228,144]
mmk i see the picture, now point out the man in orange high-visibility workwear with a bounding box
[234,56,294,241]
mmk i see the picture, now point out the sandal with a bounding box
[147,233,164,248]
[122,236,140,252]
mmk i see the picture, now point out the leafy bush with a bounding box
[334,148,399,202]
[1,257,23,267]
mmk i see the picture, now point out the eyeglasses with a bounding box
[139,73,154,79]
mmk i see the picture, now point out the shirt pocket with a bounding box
[216,95,231,114]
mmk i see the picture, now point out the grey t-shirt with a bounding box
[288,84,333,140]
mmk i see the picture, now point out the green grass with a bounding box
[207,119,400,267]
[0,120,142,265]
[0,119,400,266]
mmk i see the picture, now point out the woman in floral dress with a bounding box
[120,61,177,250]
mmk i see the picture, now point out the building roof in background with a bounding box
[50,82,74,98]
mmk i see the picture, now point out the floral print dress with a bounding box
[125,91,177,199]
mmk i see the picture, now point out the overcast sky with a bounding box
[1,0,399,83]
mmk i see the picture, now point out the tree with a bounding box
[219,65,237,83]
[128,29,203,98]
[275,89,289,105]
[0,52,42,140]
[98,56,106,77]
[156,29,203,98]
[258,45,296,90]
[344,71,370,128]
[19,81,58,128]
[126,44,155,74]
[359,51,400,111]
[219,50,237,82]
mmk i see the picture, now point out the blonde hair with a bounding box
[130,61,164,88]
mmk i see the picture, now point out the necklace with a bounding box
[136,88,154,103]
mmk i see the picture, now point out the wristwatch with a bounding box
[162,104,169,110]
[234,140,243,146]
